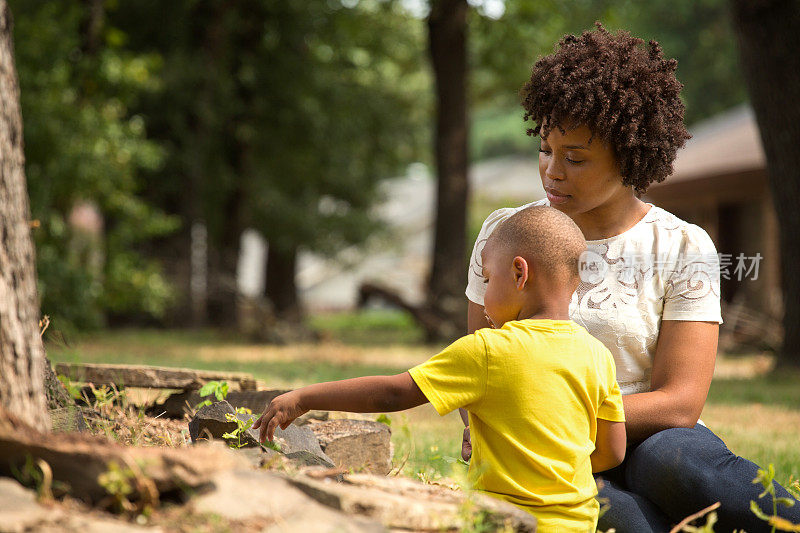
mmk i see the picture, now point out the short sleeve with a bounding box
[662,224,723,324]
[465,200,546,305]
[408,332,488,415]
[597,351,626,422]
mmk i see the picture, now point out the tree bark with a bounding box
[265,244,301,321]
[730,0,800,367]
[0,1,51,429]
[427,0,469,340]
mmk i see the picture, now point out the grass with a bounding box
[309,309,425,345]
[45,321,800,488]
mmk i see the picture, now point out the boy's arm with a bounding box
[590,419,626,473]
[253,372,428,443]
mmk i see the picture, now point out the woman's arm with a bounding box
[622,320,718,441]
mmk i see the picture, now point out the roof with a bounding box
[653,105,765,187]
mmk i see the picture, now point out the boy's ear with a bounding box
[512,256,529,289]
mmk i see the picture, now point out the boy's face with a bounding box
[481,241,524,329]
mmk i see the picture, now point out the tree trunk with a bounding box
[265,244,301,321]
[0,1,50,429]
[427,0,469,340]
[730,0,800,367]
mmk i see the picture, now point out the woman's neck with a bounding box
[571,194,650,241]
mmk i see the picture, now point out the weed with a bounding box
[56,374,83,400]
[750,464,800,533]
[97,458,158,518]
[221,407,255,449]
[98,461,136,513]
[194,380,229,410]
[10,455,59,501]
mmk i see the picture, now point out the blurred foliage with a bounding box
[9,0,747,328]
[11,0,179,330]
[111,0,428,257]
[470,0,746,160]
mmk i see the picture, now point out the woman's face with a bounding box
[538,123,629,217]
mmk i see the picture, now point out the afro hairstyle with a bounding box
[520,22,691,194]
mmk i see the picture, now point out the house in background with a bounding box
[644,105,782,347]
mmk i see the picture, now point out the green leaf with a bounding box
[376,414,391,426]
[776,497,797,508]
[751,500,771,521]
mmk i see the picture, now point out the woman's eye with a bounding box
[538,149,551,155]
[566,157,584,164]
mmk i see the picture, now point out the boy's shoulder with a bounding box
[479,320,614,365]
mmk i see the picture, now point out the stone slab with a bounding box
[151,389,290,419]
[55,362,257,391]
[192,469,384,532]
[310,419,392,474]
[287,473,537,532]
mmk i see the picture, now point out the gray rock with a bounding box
[188,401,335,467]
[288,473,538,532]
[310,419,392,474]
[191,469,384,532]
[0,478,52,533]
[55,362,256,390]
[150,388,290,419]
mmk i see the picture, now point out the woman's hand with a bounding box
[254,391,308,443]
[461,425,472,461]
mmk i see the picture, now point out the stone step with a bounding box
[55,363,257,391]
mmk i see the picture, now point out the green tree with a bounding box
[11,0,178,330]
[113,0,427,325]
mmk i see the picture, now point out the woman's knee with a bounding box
[626,425,731,494]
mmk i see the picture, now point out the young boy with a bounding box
[254,206,626,532]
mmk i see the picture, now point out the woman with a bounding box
[461,24,800,532]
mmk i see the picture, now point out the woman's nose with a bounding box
[544,157,565,181]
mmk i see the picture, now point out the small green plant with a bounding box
[195,380,229,410]
[750,464,799,533]
[98,461,136,513]
[56,374,83,400]
[376,413,391,426]
[221,409,253,449]
[10,455,56,501]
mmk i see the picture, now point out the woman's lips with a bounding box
[545,187,571,204]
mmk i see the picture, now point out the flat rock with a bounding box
[288,473,537,532]
[55,363,256,391]
[0,478,54,533]
[191,469,384,532]
[151,389,290,419]
[309,419,392,474]
[0,406,247,503]
[188,401,335,467]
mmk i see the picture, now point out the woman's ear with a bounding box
[512,256,529,289]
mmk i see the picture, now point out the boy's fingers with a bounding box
[253,415,263,429]
[267,415,280,442]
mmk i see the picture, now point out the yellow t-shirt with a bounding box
[408,319,625,533]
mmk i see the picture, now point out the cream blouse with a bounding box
[466,199,723,395]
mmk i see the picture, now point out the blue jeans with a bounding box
[595,424,800,532]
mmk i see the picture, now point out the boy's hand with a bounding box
[461,426,472,461]
[253,391,307,443]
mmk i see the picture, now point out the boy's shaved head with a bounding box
[486,206,586,282]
